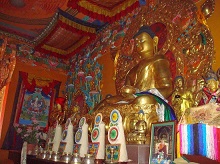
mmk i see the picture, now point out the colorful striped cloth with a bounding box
[179,123,220,162]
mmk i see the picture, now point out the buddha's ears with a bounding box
[153,36,159,45]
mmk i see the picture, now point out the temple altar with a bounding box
[8,150,66,164]
[8,149,220,164]
[1,0,220,164]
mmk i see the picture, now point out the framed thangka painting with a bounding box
[149,121,176,164]
[14,71,60,127]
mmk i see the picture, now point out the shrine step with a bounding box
[127,144,150,164]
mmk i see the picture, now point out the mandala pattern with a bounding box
[95,113,102,125]
[91,127,100,141]
[79,117,85,128]
[110,109,119,124]
[75,129,82,143]
[108,126,119,142]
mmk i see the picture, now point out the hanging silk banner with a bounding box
[14,71,61,127]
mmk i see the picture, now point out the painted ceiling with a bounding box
[0,0,139,59]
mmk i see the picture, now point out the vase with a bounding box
[27,143,36,155]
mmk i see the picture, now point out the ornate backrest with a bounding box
[113,0,215,94]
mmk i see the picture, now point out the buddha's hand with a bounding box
[120,85,136,98]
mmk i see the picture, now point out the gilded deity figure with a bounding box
[49,97,66,126]
[197,70,220,106]
[171,76,194,120]
[93,25,173,112]
[194,78,205,106]
[181,70,220,126]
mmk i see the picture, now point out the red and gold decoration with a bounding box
[0,0,68,40]
[88,143,99,158]
[68,0,140,23]
[0,38,16,90]
[35,9,97,59]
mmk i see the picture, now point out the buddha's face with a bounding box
[206,79,219,92]
[135,32,155,57]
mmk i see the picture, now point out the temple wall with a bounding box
[0,60,67,162]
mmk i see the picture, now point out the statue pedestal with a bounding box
[126,144,150,164]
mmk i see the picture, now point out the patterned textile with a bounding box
[179,123,220,162]
[181,103,220,127]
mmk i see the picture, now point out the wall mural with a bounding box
[66,54,103,113]
[65,8,141,113]
[0,39,70,72]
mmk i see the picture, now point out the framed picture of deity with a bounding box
[149,121,176,164]
[14,71,61,128]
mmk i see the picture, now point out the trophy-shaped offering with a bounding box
[105,109,129,163]
[48,123,62,161]
[75,117,89,158]
[90,113,105,163]
[59,118,74,163]
[52,123,62,152]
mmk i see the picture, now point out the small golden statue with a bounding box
[49,97,66,126]
[181,70,220,126]
[126,110,148,144]
[194,78,205,106]
[171,76,194,120]
[197,69,220,105]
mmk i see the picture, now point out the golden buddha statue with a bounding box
[93,25,173,112]
[87,25,174,144]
